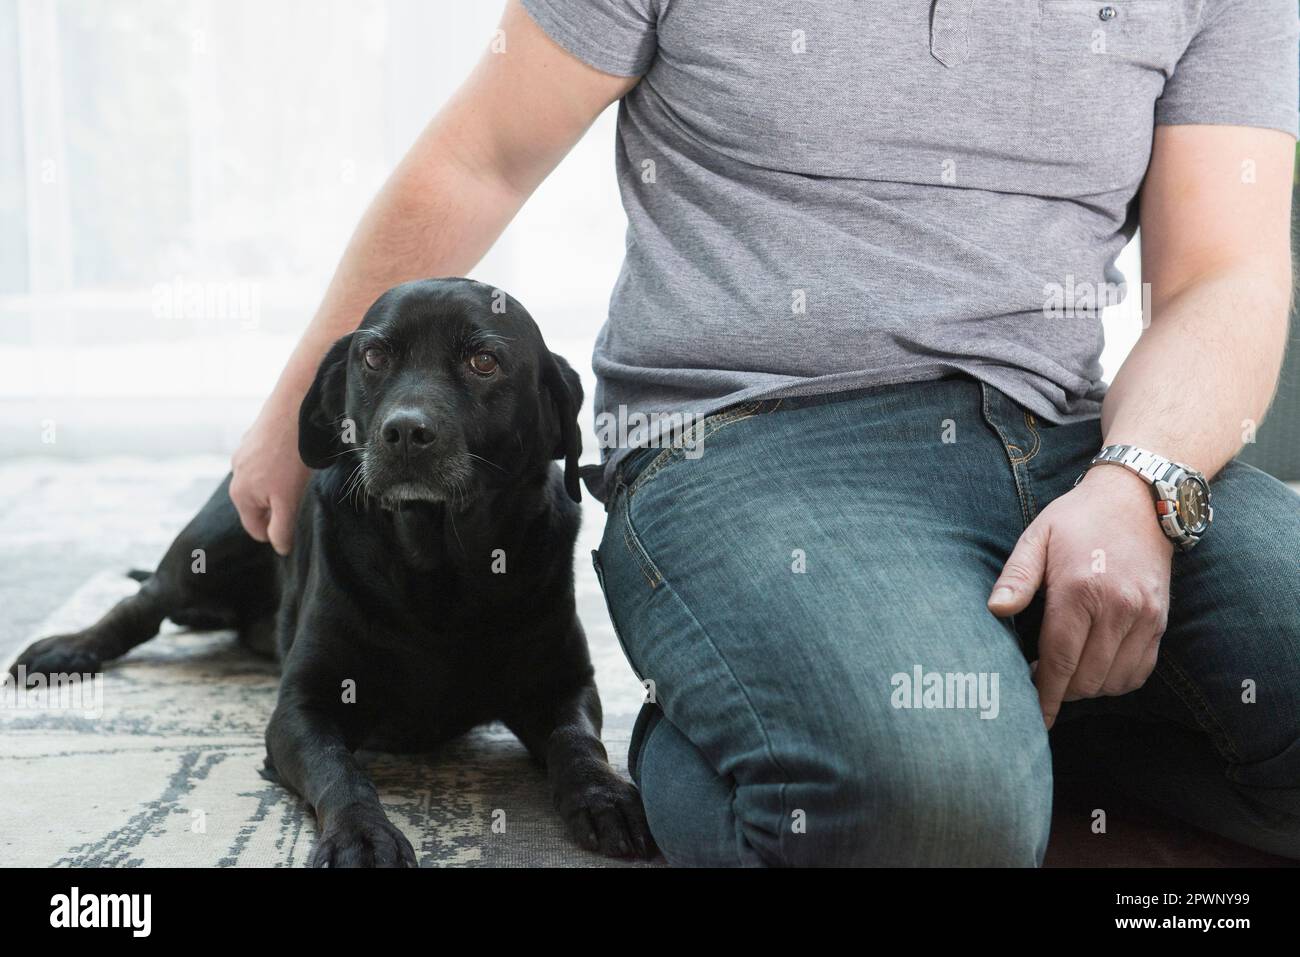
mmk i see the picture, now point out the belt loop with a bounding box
[931,0,977,67]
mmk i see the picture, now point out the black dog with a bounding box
[10,277,654,866]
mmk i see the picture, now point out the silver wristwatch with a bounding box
[1075,444,1213,551]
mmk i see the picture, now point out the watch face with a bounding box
[1177,477,1210,533]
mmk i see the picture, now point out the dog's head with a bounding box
[298,278,583,506]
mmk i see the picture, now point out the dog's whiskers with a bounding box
[464,452,506,473]
[352,457,375,511]
[337,454,374,510]
[444,473,469,554]
[337,463,363,505]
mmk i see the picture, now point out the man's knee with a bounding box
[735,718,1053,867]
[638,676,1054,866]
[636,711,764,866]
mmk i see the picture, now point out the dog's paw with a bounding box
[8,634,102,683]
[557,770,657,859]
[310,804,418,868]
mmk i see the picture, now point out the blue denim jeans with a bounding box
[592,376,1300,866]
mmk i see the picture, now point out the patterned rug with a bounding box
[2,460,1291,867]
[0,459,657,867]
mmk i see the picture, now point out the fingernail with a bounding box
[991,586,1015,604]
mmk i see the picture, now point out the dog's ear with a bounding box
[541,351,584,503]
[298,334,354,470]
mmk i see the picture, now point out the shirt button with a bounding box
[1099,5,1117,19]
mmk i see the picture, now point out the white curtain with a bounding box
[0,0,625,455]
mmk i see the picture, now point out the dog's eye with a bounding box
[363,347,389,371]
[468,352,498,376]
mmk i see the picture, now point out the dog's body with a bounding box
[11,278,653,865]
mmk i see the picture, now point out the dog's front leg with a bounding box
[265,697,417,868]
[508,681,656,858]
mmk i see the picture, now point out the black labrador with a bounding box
[10,277,654,866]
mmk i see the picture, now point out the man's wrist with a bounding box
[1077,465,1175,553]
[1077,443,1214,552]
[1078,458,1152,499]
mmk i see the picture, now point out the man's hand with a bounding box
[224,0,638,557]
[230,401,311,556]
[987,466,1173,729]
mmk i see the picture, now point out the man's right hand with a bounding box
[229,0,639,557]
[230,406,311,556]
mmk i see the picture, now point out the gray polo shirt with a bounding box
[520,0,1299,499]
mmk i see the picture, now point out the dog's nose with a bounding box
[380,410,437,454]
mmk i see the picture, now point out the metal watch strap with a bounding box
[1075,444,1210,551]
[1086,444,1182,485]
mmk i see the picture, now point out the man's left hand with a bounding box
[987,465,1173,729]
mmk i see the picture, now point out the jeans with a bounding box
[592,376,1300,866]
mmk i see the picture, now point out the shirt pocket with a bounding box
[1031,0,1176,159]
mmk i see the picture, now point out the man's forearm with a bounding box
[1098,267,1292,480]
[262,121,530,417]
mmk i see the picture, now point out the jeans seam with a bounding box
[1153,657,1244,771]
[611,466,795,861]
[648,570,795,862]
[1013,412,1042,465]
[980,383,1038,527]
[620,496,663,590]
[627,400,770,499]
[620,400,774,591]
[591,547,648,683]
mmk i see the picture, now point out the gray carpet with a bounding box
[0,457,658,867]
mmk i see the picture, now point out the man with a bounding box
[230,0,1300,865]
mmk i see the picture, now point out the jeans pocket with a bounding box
[625,399,771,497]
[618,489,666,591]
[591,546,647,685]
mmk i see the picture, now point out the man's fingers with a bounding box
[1140,630,1163,677]
[235,500,271,544]
[988,525,1049,616]
[1063,614,1127,702]
[1034,598,1090,730]
[266,499,295,556]
[1097,615,1165,698]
